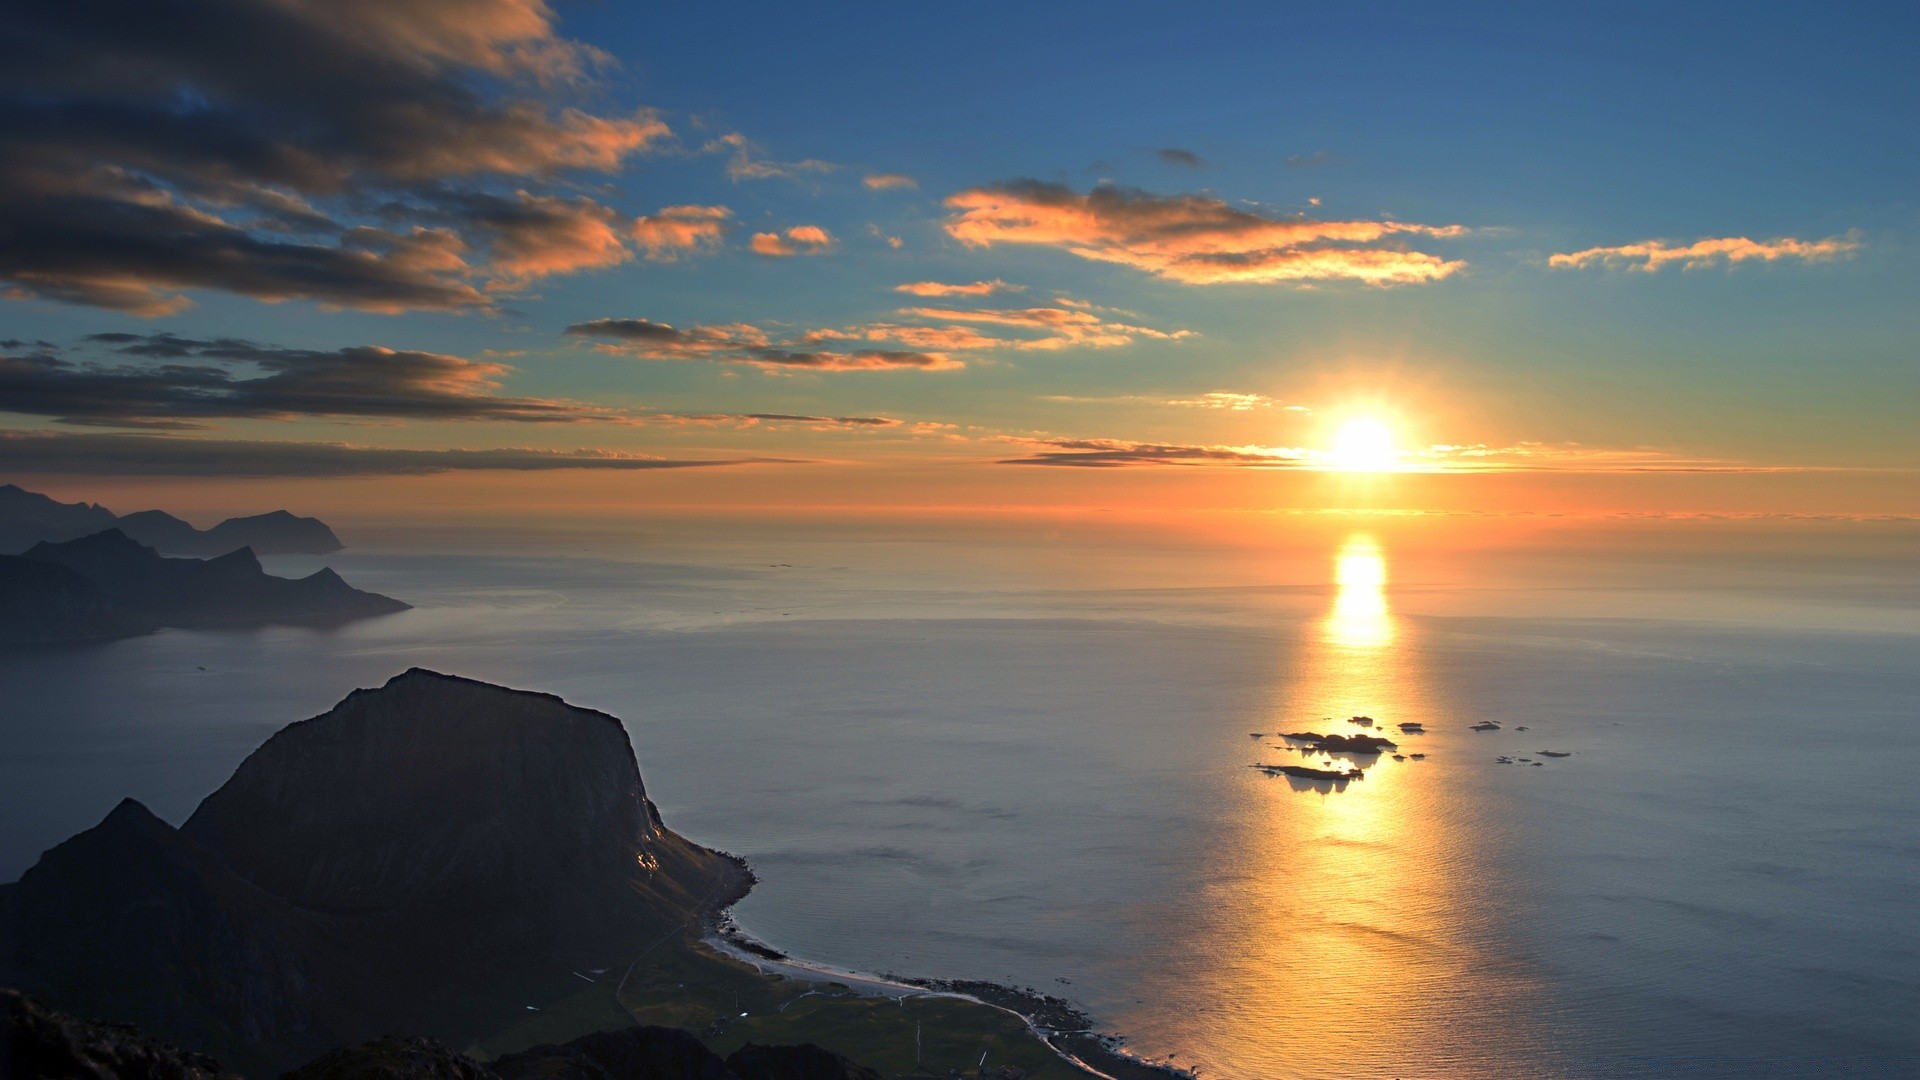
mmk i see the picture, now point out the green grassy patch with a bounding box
[473,930,1089,1079]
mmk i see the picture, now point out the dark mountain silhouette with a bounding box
[0,484,343,556]
[0,529,405,643]
[0,671,750,1076]
[0,483,119,552]
[0,554,156,643]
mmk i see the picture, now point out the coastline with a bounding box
[703,906,1194,1080]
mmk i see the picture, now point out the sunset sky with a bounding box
[2,1,1914,521]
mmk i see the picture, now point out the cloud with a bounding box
[0,335,618,427]
[1000,438,1307,468]
[1165,391,1279,411]
[1548,234,1862,272]
[944,181,1465,285]
[425,189,632,285]
[893,279,1023,297]
[892,304,1194,350]
[630,205,732,261]
[863,173,918,191]
[997,433,1815,473]
[0,0,672,314]
[570,295,1188,367]
[1156,148,1206,168]
[565,318,961,372]
[1285,151,1339,168]
[0,430,772,477]
[706,133,839,182]
[750,225,836,257]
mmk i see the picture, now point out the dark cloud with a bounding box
[741,414,900,427]
[565,319,960,372]
[1156,148,1207,168]
[0,431,777,477]
[0,335,613,427]
[0,0,669,313]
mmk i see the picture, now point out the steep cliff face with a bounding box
[0,671,748,1075]
[0,800,367,1070]
[183,670,730,967]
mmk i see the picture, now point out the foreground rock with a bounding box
[0,483,343,556]
[0,670,747,1074]
[4,988,889,1080]
[0,987,239,1079]
[1,529,404,643]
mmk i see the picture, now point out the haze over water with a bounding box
[3,517,1916,1078]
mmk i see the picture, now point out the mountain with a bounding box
[0,670,749,1075]
[0,554,156,643]
[195,510,343,557]
[0,529,406,643]
[0,484,343,556]
[0,483,119,553]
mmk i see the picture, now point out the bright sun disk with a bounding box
[1328,418,1397,472]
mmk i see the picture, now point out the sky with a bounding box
[1,0,1914,523]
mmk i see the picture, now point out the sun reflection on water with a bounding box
[1324,534,1393,649]
[1150,532,1555,1079]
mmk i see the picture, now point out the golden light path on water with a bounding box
[1138,534,1556,1079]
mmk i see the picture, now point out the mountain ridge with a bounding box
[0,483,343,557]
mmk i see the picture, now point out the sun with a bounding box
[1327,417,1398,472]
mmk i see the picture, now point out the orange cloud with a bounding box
[478,191,631,284]
[944,181,1465,285]
[894,279,1023,297]
[750,225,836,257]
[630,204,732,261]
[863,173,919,191]
[896,304,1194,349]
[1549,234,1862,272]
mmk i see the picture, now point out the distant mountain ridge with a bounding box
[0,528,406,643]
[0,483,343,556]
[0,670,749,1075]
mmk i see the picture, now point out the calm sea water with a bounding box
[3,518,1916,1078]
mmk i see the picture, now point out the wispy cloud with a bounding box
[1000,438,1307,468]
[894,279,1024,298]
[565,318,960,372]
[1155,148,1207,168]
[1164,392,1297,411]
[707,132,840,182]
[631,205,732,261]
[944,181,1465,285]
[892,304,1193,350]
[863,173,918,191]
[750,225,836,257]
[0,431,776,478]
[997,434,1822,473]
[1549,234,1861,272]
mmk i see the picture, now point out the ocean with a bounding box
[3,515,1916,1078]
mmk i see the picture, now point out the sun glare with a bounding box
[1327,417,1398,472]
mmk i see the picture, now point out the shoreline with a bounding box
[703,908,1194,1080]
